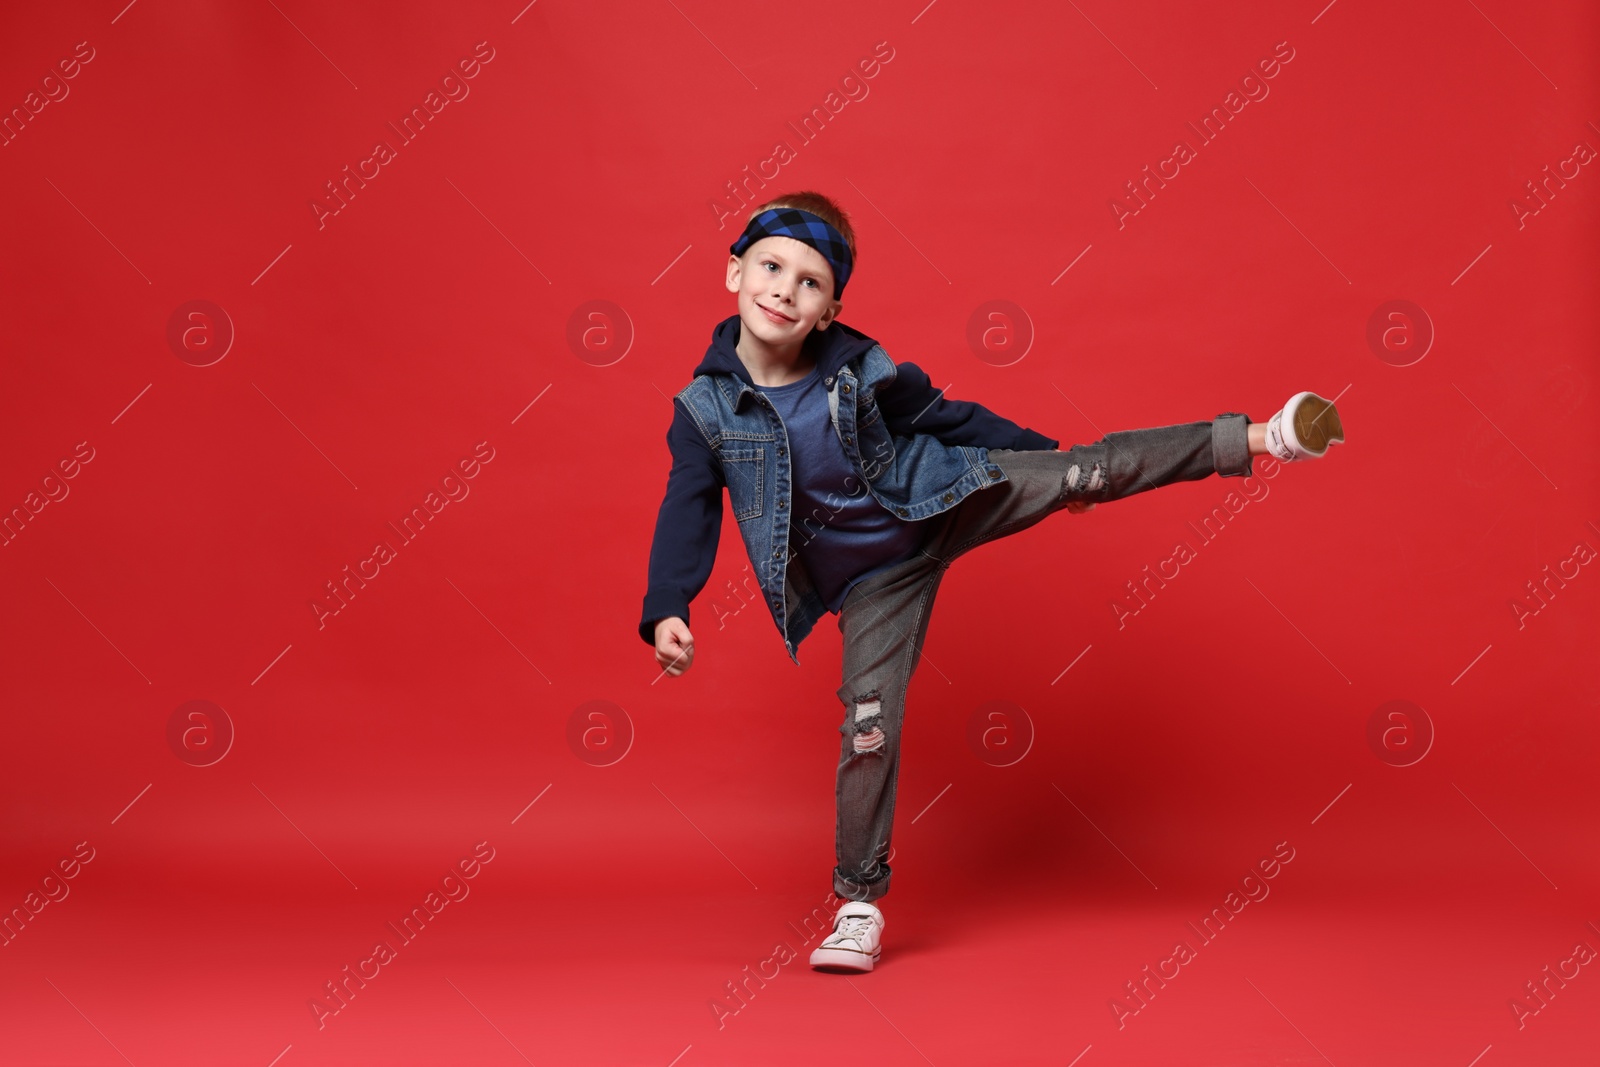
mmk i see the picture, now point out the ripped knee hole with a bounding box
[1065,462,1105,494]
[850,690,885,753]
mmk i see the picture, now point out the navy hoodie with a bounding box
[638,315,1058,645]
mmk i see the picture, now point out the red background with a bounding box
[2,1,1596,1064]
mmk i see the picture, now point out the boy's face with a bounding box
[726,235,842,348]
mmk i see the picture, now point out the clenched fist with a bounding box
[654,617,695,676]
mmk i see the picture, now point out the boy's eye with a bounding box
[763,260,819,289]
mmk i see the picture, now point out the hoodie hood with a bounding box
[693,313,880,385]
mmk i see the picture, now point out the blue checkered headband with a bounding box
[729,207,853,298]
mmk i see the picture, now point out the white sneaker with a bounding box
[1263,391,1345,461]
[808,900,885,973]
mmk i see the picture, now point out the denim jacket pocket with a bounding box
[720,448,764,521]
[857,393,883,431]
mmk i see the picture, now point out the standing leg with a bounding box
[832,549,945,902]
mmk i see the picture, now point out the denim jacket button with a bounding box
[773,548,783,558]
[777,447,786,456]
[777,498,786,509]
[824,376,834,386]
[989,468,1002,479]
[942,492,954,502]
[844,435,852,444]
[841,383,851,394]
[896,506,909,516]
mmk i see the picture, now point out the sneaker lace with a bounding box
[830,915,874,944]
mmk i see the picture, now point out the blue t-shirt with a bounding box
[756,365,929,613]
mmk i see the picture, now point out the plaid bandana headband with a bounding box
[729,207,853,299]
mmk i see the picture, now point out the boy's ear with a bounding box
[725,253,743,293]
[815,298,842,330]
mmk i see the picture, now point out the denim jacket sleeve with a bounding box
[639,398,725,645]
[875,358,1059,451]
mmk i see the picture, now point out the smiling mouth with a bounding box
[757,303,794,323]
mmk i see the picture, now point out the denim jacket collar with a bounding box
[697,314,880,412]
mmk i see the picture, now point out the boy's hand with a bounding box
[654,617,695,676]
[1052,447,1096,512]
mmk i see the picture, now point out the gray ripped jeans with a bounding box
[830,413,1254,901]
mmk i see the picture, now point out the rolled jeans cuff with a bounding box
[1212,412,1253,478]
[834,865,891,903]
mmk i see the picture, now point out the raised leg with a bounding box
[828,412,1253,902]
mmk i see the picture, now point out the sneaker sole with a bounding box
[809,947,880,973]
[1291,395,1344,456]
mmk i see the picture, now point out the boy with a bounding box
[637,192,1343,973]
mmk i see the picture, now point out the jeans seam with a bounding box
[942,514,1034,564]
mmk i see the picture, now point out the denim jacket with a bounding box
[639,314,1059,664]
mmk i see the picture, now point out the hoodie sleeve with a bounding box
[876,358,1059,451]
[639,398,725,645]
